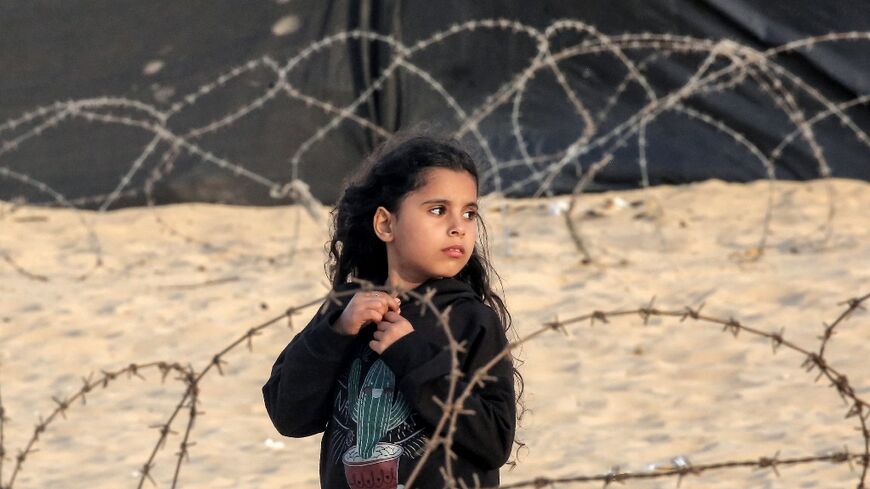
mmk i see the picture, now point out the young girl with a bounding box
[262,134,523,489]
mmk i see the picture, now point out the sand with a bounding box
[1,177,868,488]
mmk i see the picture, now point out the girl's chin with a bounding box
[439,265,466,277]
[426,269,459,279]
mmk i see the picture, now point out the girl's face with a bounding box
[374,167,478,286]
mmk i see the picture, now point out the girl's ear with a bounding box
[373,206,394,243]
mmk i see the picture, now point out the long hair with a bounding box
[324,131,527,465]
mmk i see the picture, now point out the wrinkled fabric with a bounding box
[263,276,516,488]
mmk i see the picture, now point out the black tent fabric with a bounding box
[1,1,867,208]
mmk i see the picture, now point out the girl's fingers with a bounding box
[362,295,384,312]
[364,308,383,325]
[382,310,401,321]
[355,291,400,321]
[366,291,400,312]
[378,294,401,313]
[377,309,407,326]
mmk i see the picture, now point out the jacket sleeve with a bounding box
[262,289,357,437]
[379,301,516,470]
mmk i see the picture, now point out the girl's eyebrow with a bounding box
[420,198,478,208]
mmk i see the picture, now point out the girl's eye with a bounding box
[429,207,477,220]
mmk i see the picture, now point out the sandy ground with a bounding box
[0,177,868,489]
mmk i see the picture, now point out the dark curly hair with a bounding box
[324,131,527,466]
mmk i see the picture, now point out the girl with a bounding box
[262,133,523,489]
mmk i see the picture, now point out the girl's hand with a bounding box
[332,290,401,336]
[369,310,414,355]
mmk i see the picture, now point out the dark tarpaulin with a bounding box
[0,0,867,208]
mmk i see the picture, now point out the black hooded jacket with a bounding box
[262,276,516,488]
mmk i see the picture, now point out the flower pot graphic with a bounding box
[343,442,403,489]
[343,358,411,489]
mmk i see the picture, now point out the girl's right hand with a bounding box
[332,290,401,336]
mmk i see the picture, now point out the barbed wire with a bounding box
[2,20,868,281]
[2,16,868,488]
[0,272,866,488]
[468,292,870,488]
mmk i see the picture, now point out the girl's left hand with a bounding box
[369,310,414,355]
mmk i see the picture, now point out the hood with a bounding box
[404,276,478,311]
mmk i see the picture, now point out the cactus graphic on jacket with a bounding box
[263,276,516,489]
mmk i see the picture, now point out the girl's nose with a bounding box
[448,211,469,236]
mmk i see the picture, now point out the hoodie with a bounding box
[262,276,516,489]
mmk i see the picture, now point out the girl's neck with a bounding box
[386,271,443,293]
[387,275,422,293]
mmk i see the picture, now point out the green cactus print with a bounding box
[347,358,361,422]
[353,359,411,459]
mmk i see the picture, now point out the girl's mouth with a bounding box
[442,246,464,258]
